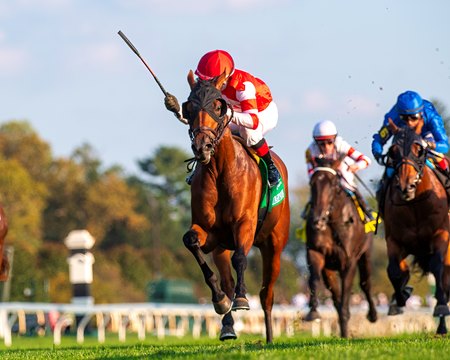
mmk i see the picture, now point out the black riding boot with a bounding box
[252,139,281,187]
[353,188,375,222]
[261,152,281,187]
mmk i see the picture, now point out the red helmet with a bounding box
[195,50,235,80]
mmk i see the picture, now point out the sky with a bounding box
[1,0,450,192]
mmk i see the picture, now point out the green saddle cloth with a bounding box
[258,159,285,212]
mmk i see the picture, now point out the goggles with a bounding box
[316,139,334,146]
[400,113,422,122]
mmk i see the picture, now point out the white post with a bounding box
[64,230,95,335]
[64,230,96,306]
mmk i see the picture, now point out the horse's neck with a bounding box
[330,188,348,217]
[213,133,244,172]
[417,166,445,195]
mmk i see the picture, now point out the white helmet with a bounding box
[313,120,337,140]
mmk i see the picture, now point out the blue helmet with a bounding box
[396,91,424,115]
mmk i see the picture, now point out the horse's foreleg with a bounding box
[387,257,410,310]
[386,239,410,312]
[212,248,237,341]
[338,263,357,338]
[358,251,378,323]
[183,229,231,314]
[305,249,324,321]
[219,312,237,341]
[231,247,250,310]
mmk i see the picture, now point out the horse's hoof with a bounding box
[213,295,232,315]
[433,304,450,317]
[304,310,321,322]
[437,319,448,335]
[387,304,403,316]
[232,297,250,311]
[367,309,378,323]
[219,325,237,341]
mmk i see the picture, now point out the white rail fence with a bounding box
[0,302,447,347]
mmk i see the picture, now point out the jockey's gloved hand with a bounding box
[164,93,180,114]
[374,153,384,165]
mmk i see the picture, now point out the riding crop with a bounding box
[118,30,187,124]
[118,30,169,97]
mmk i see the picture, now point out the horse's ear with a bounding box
[214,70,228,90]
[388,118,399,134]
[187,70,196,90]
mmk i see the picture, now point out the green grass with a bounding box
[0,333,448,359]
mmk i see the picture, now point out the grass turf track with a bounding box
[0,333,449,359]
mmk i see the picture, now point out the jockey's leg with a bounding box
[252,138,280,187]
[353,188,374,222]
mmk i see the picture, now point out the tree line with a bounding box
[2,105,448,305]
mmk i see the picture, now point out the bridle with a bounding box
[183,79,233,156]
[310,167,340,228]
[390,127,427,190]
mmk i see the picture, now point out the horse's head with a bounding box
[309,158,342,231]
[388,119,428,201]
[182,70,230,164]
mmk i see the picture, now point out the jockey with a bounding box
[371,90,450,210]
[164,50,281,187]
[372,90,449,164]
[305,120,375,222]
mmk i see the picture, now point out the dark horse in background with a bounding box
[305,157,377,338]
[181,70,290,343]
[382,119,450,334]
[0,207,9,281]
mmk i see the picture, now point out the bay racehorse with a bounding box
[0,207,9,281]
[382,119,450,334]
[305,157,377,338]
[181,70,290,343]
